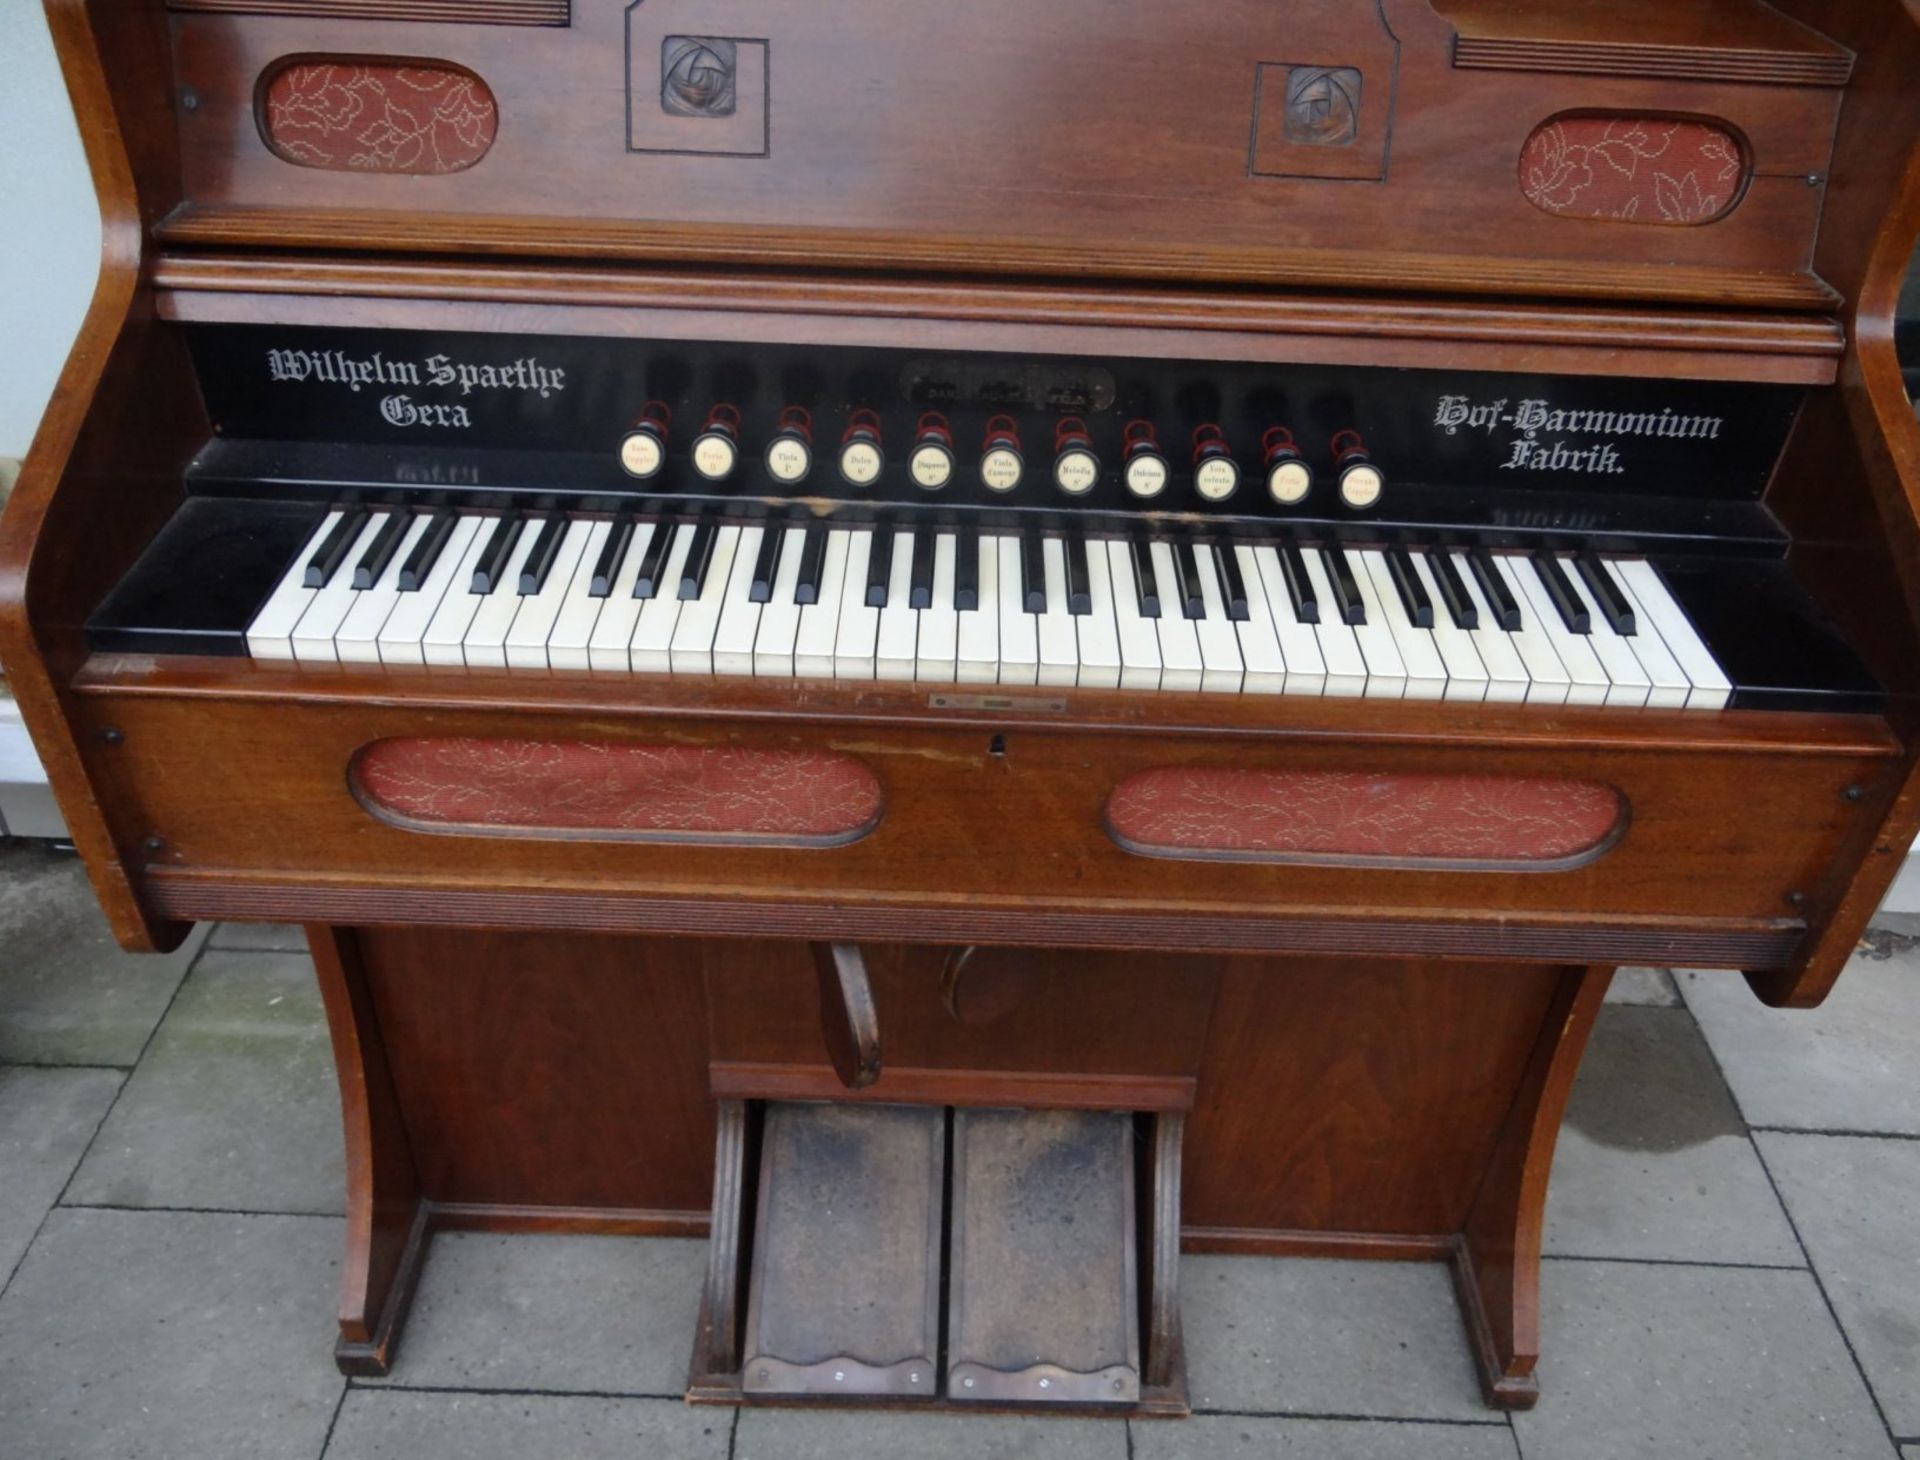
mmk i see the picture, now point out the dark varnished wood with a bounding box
[811,943,882,1091]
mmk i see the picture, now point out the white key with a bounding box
[1298,548,1366,698]
[586,521,655,672]
[956,536,999,684]
[875,530,919,682]
[378,515,482,667]
[1106,541,1162,691]
[1075,539,1123,690]
[753,527,808,676]
[1474,553,1570,705]
[336,514,433,664]
[1187,544,1243,693]
[834,531,880,679]
[1149,540,1204,692]
[669,525,741,674]
[546,520,613,672]
[290,512,392,664]
[1594,559,1690,708]
[1249,546,1325,696]
[1556,554,1651,707]
[1505,557,1608,707]
[1036,537,1079,687]
[505,519,593,669]
[1338,548,1407,700]
[1359,550,1448,701]
[917,533,959,682]
[995,536,1039,686]
[795,530,850,677]
[712,525,766,675]
[1428,549,1528,703]
[421,517,503,668]
[249,510,344,660]
[1227,546,1286,695]
[630,524,697,673]
[461,520,544,669]
[1612,559,1731,710]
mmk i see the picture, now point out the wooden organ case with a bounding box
[6,0,1920,1415]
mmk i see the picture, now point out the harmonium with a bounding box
[6,0,1920,1416]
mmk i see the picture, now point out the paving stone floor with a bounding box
[1,836,1918,1458]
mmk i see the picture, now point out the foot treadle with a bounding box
[948,1108,1139,1404]
[742,1103,943,1398]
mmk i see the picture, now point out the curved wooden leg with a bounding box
[1453,965,1612,1410]
[309,925,430,1377]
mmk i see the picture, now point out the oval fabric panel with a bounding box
[353,738,882,847]
[259,59,498,174]
[1520,116,1745,225]
[1106,768,1624,871]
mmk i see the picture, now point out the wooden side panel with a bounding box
[353,925,715,1213]
[1183,958,1564,1236]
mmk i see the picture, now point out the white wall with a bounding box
[0,3,101,461]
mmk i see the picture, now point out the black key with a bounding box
[1320,545,1365,626]
[1064,534,1092,616]
[1276,538,1318,625]
[1174,540,1207,620]
[633,519,677,599]
[794,525,828,606]
[678,520,719,600]
[304,507,368,588]
[1428,548,1478,630]
[517,514,566,595]
[1531,551,1590,634]
[351,510,412,590]
[953,528,980,613]
[1129,534,1161,619]
[1468,548,1522,631]
[1020,531,1047,614]
[470,513,524,595]
[1577,551,1636,636]
[749,517,786,603]
[1211,541,1249,622]
[590,516,635,598]
[865,522,895,609]
[1385,545,1433,629]
[397,510,456,592]
[909,529,937,610]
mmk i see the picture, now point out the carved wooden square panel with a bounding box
[626,7,769,156]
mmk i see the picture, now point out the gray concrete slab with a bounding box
[1545,1006,1801,1265]
[734,1408,1126,1460]
[1133,1414,1518,1460]
[0,1065,120,1280]
[364,1232,705,1395]
[64,950,343,1214]
[325,1391,729,1460]
[0,1207,344,1459]
[209,922,308,952]
[1757,1131,1920,1436]
[1604,966,1681,1007]
[1182,1256,1490,1421]
[1512,1260,1894,1460]
[0,841,205,1065]
[1678,935,1920,1134]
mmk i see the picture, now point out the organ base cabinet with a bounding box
[311,925,1610,1410]
[5,0,1919,1421]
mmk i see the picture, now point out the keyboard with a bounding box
[243,505,1737,709]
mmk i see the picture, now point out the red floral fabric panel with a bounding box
[261,61,497,175]
[1106,768,1622,870]
[1520,117,1743,225]
[354,738,882,846]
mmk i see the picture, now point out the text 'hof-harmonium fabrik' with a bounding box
[5,0,1919,1416]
